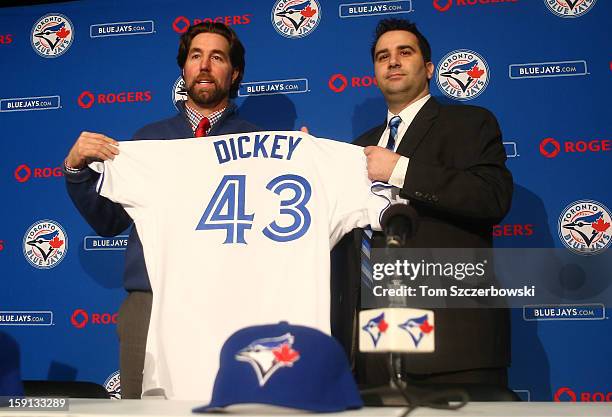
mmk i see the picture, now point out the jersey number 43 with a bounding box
[195,174,312,244]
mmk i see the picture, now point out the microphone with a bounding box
[380,204,418,248]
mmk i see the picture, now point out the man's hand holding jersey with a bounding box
[65,131,119,170]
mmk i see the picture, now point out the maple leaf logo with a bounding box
[56,26,70,39]
[420,320,434,334]
[49,236,64,249]
[301,6,317,18]
[467,65,484,79]
[378,319,388,333]
[592,217,610,233]
[273,344,300,364]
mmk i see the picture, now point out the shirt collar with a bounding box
[387,94,431,128]
[184,102,227,135]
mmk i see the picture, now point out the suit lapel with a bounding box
[395,96,440,157]
[354,123,386,147]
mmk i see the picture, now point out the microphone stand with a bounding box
[360,205,469,411]
[360,213,412,406]
[360,272,412,407]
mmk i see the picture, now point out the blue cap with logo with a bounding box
[193,322,363,413]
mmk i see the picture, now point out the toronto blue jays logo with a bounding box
[543,0,597,18]
[30,14,74,58]
[398,314,434,348]
[272,0,321,39]
[362,313,389,347]
[172,76,187,110]
[235,333,300,386]
[104,370,121,400]
[436,49,490,101]
[22,220,68,269]
[558,200,611,255]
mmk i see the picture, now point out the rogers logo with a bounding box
[172,14,252,34]
[78,91,95,109]
[0,34,13,44]
[14,164,63,183]
[554,387,612,402]
[328,73,377,93]
[540,137,611,158]
[493,224,533,237]
[78,90,152,109]
[329,74,348,93]
[71,309,118,328]
[540,137,561,158]
[433,0,518,12]
[433,0,452,12]
[71,309,89,329]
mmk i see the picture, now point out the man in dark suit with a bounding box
[331,19,513,387]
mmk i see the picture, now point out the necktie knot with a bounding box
[386,115,402,150]
[389,116,402,130]
[195,117,210,137]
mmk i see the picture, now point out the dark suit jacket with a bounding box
[331,97,513,384]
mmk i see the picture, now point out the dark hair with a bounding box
[370,19,431,63]
[177,22,245,98]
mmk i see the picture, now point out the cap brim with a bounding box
[192,399,358,414]
[192,404,226,413]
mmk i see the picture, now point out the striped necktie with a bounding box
[386,115,402,151]
[361,116,403,288]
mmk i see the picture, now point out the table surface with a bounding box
[1,399,612,417]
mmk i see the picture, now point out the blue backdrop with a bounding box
[1,0,610,402]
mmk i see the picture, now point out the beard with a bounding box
[186,79,228,108]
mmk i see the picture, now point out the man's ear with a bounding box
[426,61,434,80]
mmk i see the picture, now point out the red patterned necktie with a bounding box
[195,117,210,137]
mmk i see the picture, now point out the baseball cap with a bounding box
[193,322,363,413]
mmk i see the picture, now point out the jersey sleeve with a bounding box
[93,141,159,221]
[309,136,393,247]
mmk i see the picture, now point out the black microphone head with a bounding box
[381,204,419,236]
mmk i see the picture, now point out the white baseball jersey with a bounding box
[95,131,392,400]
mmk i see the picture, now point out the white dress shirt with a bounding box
[377,94,431,188]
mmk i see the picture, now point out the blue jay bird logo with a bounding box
[559,200,612,255]
[235,333,300,386]
[563,211,607,247]
[362,313,389,347]
[436,50,490,101]
[543,0,597,19]
[275,0,318,31]
[439,59,485,94]
[25,230,63,262]
[23,220,68,269]
[272,0,321,39]
[30,14,74,58]
[398,314,434,348]
[33,21,70,51]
